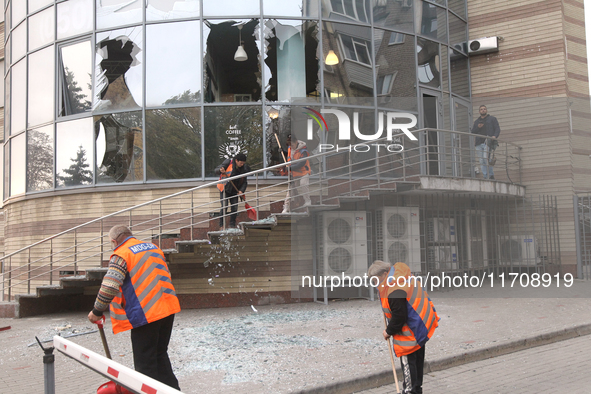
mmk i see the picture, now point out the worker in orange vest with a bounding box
[88,225,181,390]
[368,260,439,394]
[280,134,311,213]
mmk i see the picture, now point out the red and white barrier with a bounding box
[53,336,184,394]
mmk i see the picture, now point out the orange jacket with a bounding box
[283,144,311,177]
[109,237,181,334]
[217,162,233,192]
[379,263,438,357]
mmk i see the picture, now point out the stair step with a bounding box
[85,268,109,281]
[337,195,370,202]
[0,302,18,318]
[162,248,179,255]
[207,228,246,244]
[61,275,102,288]
[300,204,340,212]
[37,285,84,297]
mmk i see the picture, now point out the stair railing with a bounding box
[0,129,521,301]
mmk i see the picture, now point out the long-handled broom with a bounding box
[383,314,401,394]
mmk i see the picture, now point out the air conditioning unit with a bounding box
[427,246,458,271]
[468,36,499,56]
[465,210,488,268]
[426,217,455,243]
[320,211,368,277]
[376,207,421,273]
[497,235,538,266]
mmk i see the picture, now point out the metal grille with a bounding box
[327,218,352,244]
[387,214,407,238]
[575,194,591,279]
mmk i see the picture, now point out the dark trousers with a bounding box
[219,191,238,227]
[400,345,425,394]
[130,314,180,390]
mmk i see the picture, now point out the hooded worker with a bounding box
[280,134,311,213]
[368,260,439,394]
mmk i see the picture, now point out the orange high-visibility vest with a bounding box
[109,237,181,334]
[217,162,233,192]
[287,146,311,176]
[379,263,439,357]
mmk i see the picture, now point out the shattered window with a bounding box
[262,0,319,17]
[27,125,54,192]
[95,111,143,184]
[56,117,94,188]
[59,40,93,117]
[97,0,142,30]
[203,19,261,103]
[263,19,319,103]
[146,21,201,106]
[147,0,200,21]
[94,27,143,112]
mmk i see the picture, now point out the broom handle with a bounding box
[274,133,288,163]
[96,316,112,360]
[383,314,400,393]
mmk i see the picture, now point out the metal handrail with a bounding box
[1,128,522,299]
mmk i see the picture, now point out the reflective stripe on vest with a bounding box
[380,263,439,357]
[287,146,311,176]
[109,237,181,334]
[217,162,233,192]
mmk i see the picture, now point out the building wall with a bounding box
[468,0,591,272]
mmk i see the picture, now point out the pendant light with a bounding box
[325,50,339,65]
[234,25,248,62]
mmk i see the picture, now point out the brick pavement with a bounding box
[357,334,591,394]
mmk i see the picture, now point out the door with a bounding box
[419,89,443,176]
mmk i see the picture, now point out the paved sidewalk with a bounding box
[0,283,590,393]
[358,334,591,394]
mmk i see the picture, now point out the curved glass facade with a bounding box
[3,0,469,199]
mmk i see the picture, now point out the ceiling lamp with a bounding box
[234,25,248,62]
[325,50,339,65]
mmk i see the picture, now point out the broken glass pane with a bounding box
[146,0,200,21]
[146,21,201,106]
[97,0,142,30]
[203,19,261,103]
[263,19,319,103]
[95,111,143,184]
[59,40,92,116]
[262,0,318,17]
[94,26,143,112]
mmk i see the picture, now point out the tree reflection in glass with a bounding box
[27,126,54,192]
[146,105,202,181]
[56,117,94,188]
[59,40,92,117]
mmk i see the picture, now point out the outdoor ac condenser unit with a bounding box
[497,235,538,266]
[468,36,499,56]
[426,217,456,243]
[465,210,488,268]
[427,246,458,271]
[376,207,421,273]
[320,211,368,277]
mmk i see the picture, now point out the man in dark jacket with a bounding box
[214,153,250,228]
[471,105,501,180]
